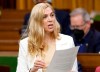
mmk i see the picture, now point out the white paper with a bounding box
[46,46,79,72]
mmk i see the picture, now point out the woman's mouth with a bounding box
[48,24,53,29]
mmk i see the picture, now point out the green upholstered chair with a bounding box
[0,56,17,72]
[0,65,10,72]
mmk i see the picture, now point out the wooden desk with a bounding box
[77,53,100,72]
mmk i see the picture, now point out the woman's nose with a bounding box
[48,16,52,21]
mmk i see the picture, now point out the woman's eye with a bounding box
[51,13,54,17]
[43,15,47,18]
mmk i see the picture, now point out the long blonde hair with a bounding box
[27,3,60,57]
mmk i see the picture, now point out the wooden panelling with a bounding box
[27,0,35,10]
[0,0,99,12]
[0,43,18,51]
[16,0,26,10]
[0,10,28,51]
[76,0,94,12]
[0,31,20,40]
[0,30,20,51]
[0,0,16,9]
[0,9,30,19]
[0,20,22,31]
[94,0,100,11]
[71,0,77,10]
[52,0,73,10]
[16,0,35,10]
[52,0,94,12]
[63,0,75,10]
[52,0,67,10]
[0,51,18,56]
[77,53,100,72]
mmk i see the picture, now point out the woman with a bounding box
[16,3,78,72]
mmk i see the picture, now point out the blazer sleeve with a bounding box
[16,41,29,72]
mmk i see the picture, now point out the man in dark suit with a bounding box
[70,8,100,72]
[21,0,71,35]
[70,8,100,53]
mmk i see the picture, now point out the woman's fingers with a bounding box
[30,60,46,72]
[34,60,46,68]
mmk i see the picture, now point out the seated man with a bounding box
[70,8,100,72]
[21,0,71,35]
[70,8,100,53]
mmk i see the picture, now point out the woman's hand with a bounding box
[30,59,46,72]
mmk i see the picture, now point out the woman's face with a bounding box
[42,7,55,33]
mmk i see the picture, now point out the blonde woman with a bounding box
[16,3,78,72]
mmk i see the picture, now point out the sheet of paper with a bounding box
[46,46,79,72]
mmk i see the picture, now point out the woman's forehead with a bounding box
[44,7,53,14]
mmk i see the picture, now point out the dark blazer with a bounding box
[21,9,71,35]
[71,28,100,72]
[72,28,100,53]
[87,29,100,53]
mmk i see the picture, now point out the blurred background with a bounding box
[0,0,100,11]
[0,0,100,72]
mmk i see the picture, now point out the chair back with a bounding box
[0,66,10,72]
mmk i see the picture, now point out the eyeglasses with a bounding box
[70,23,86,30]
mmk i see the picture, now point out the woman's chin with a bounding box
[45,29,54,33]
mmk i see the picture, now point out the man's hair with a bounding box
[70,8,90,22]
